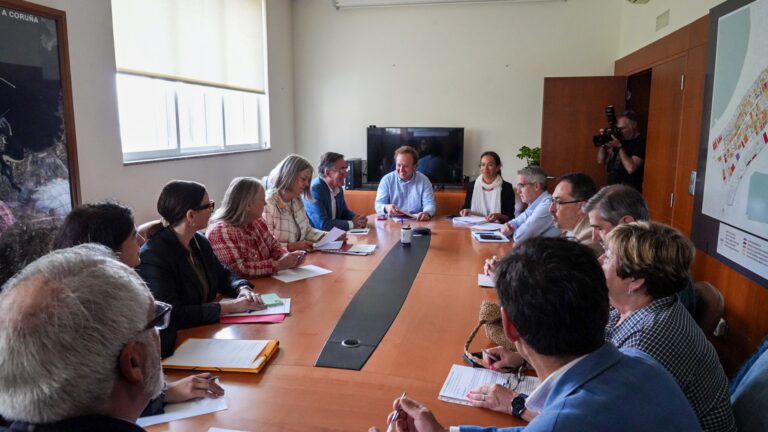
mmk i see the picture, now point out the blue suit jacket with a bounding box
[305,177,357,231]
[460,344,701,432]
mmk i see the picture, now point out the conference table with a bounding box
[148,217,523,431]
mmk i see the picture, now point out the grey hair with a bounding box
[517,166,548,188]
[583,184,649,226]
[0,244,152,423]
[268,154,314,200]
[210,177,265,226]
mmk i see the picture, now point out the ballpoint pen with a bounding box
[387,392,407,432]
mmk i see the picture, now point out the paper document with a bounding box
[314,241,344,251]
[272,264,332,283]
[438,364,540,406]
[348,244,376,253]
[163,339,268,369]
[347,228,370,235]
[471,231,510,243]
[453,216,487,225]
[478,274,495,288]
[225,299,291,316]
[260,293,283,306]
[471,223,505,231]
[315,227,346,247]
[137,394,228,427]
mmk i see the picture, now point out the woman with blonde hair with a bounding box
[208,177,305,279]
[264,155,326,252]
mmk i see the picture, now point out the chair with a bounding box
[731,336,768,431]
[693,281,725,338]
[136,219,162,244]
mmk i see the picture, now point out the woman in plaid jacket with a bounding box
[207,177,305,278]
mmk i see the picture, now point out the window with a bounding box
[111,0,268,163]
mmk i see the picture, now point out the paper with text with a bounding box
[438,364,540,406]
[137,394,228,427]
[162,339,268,369]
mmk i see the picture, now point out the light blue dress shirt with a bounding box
[374,171,437,216]
[507,191,560,242]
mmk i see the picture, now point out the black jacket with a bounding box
[8,415,144,432]
[462,180,517,220]
[136,226,249,357]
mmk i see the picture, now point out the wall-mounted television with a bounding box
[366,126,464,186]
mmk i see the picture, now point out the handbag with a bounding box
[463,300,516,368]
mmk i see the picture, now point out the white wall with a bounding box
[27,0,295,223]
[618,0,727,58]
[291,0,622,179]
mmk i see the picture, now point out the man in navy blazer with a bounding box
[306,152,367,231]
[371,238,701,432]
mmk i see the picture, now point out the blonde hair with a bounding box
[268,154,314,200]
[211,177,264,226]
[605,221,694,299]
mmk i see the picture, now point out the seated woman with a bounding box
[136,180,265,357]
[52,201,225,417]
[264,154,327,252]
[459,151,518,223]
[207,177,306,279]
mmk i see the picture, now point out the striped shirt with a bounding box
[606,295,736,432]
[207,218,287,278]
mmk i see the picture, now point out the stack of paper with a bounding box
[318,243,377,256]
[162,338,278,374]
[221,296,291,324]
[313,227,346,249]
[470,223,505,231]
[452,216,487,226]
[438,364,540,406]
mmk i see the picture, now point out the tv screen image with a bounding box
[366,127,464,186]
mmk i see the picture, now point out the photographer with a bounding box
[596,110,645,192]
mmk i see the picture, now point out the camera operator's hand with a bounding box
[606,135,622,149]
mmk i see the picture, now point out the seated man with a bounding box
[371,238,700,432]
[584,184,695,315]
[0,244,164,431]
[374,145,436,221]
[731,336,768,431]
[549,172,602,256]
[305,152,367,231]
[500,166,559,243]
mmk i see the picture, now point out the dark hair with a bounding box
[495,237,608,357]
[318,152,345,176]
[479,151,502,167]
[0,221,58,287]
[619,110,639,125]
[583,184,649,225]
[558,172,597,202]
[53,202,135,251]
[157,180,206,227]
[394,146,419,164]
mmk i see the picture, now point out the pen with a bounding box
[387,392,407,432]
[208,375,220,382]
[483,349,499,363]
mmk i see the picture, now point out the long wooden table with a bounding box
[148,218,520,431]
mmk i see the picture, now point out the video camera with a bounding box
[592,105,622,147]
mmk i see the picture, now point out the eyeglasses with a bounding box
[551,199,584,208]
[504,364,528,392]
[143,301,172,331]
[193,200,215,211]
[516,182,531,189]
[332,167,349,173]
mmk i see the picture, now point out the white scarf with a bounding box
[470,175,503,216]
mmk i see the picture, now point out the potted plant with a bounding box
[516,146,541,167]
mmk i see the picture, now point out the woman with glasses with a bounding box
[207,176,306,279]
[52,201,226,416]
[264,155,327,252]
[459,151,521,223]
[137,180,265,357]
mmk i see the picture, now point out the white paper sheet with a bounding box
[315,227,346,246]
[470,223,505,231]
[137,395,228,427]
[452,216,487,225]
[347,228,370,235]
[162,339,268,369]
[478,274,494,287]
[348,244,376,253]
[438,364,540,406]
[224,298,291,317]
[471,231,510,243]
[314,241,344,250]
[272,264,332,283]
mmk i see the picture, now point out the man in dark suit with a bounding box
[305,152,367,231]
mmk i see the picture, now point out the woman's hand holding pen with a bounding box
[165,373,224,402]
[482,346,524,371]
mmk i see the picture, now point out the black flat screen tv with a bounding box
[366,126,464,185]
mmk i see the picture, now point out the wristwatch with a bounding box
[511,393,528,419]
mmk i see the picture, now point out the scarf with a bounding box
[470,175,503,216]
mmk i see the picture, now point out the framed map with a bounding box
[0,0,79,234]
[693,0,768,287]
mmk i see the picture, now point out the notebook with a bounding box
[438,364,540,406]
[162,338,279,374]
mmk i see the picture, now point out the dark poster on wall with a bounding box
[0,1,79,236]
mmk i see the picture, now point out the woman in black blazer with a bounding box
[460,152,520,223]
[137,180,265,357]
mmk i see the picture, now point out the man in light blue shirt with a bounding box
[374,146,436,221]
[500,166,560,243]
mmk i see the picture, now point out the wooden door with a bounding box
[644,56,687,225]
[540,76,627,187]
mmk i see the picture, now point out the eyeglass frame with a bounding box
[516,182,532,189]
[551,198,584,208]
[143,301,172,332]
[192,200,215,211]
